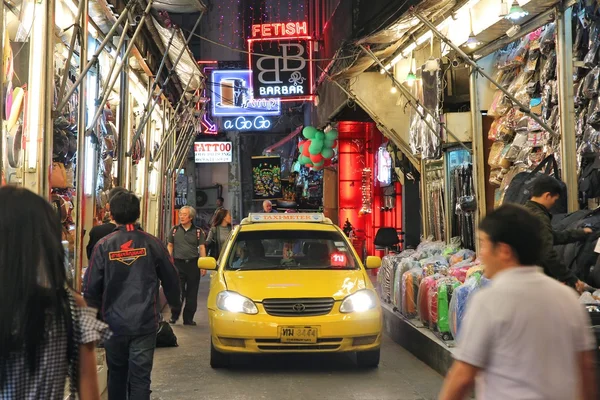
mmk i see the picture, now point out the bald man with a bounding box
[262,200,278,213]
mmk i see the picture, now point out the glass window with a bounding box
[226,230,359,271]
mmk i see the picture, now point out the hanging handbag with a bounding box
[207,227,220,258]
[503,154,567,213]
[50,161,68,189]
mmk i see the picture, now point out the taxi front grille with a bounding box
[262,298,335,317]
[257,344,340,351]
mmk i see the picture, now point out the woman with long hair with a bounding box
[206,208,232,258]
[0,187,111,399]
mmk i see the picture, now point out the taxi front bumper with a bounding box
[209,305,382,354]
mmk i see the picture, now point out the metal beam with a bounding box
[86,0,154,137]
[360,44,470,153]
[556,7,578,212]
[57,0,85,106]
[469,66,486,248]
[168,123,195,172]
[117,38,130,186]
[175,131,196,172]
[413,11,558,138]
[56,0,138,114]
[127,11,204,156]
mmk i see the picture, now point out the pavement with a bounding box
[148,279,444,400]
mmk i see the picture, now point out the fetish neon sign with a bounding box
[223,116,272,131]
[251,21,308,39]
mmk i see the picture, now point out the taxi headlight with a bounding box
[340,290,377,313]
[216,291,258,315]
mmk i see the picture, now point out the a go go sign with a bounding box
[223,116,272,131]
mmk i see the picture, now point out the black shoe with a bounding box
[183,321,197,326]
[169,318,177,324]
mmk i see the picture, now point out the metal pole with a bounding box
[141,80,153,227]
[175,133,195,172]
[0,0,4,180]
[57,0,85,104]
[74,0,89,291]
[156,107,193,160]
[117,38,129,186]
[40,0,56,196]
[127,11,204,156]
[556,7,578,212]
[96,25,129,109]
[469,66,486,249]
[56,0,137,113]
[86,0,154,136]
[413,11,558,138]
[359,44,470,153]
[167,122,194,171]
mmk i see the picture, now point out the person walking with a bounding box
[168,205,206,326]
[85,191,181,400]
[524,175,591,292]
[439,204,597,400]
[86,186,128,259]
[209,196,224,226]
[206,208,232,258]
[0,186,110,400]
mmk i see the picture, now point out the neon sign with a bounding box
[248,26,313,102]
[223,116,272,131]
[211,70,281,117]
[251,21,308,39]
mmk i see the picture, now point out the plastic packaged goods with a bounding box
[418,274,441,327]
[421,255,449,277]
[449,273,491,339]
[437,277,462,339]
[392,263,403,311]
[442,237,462,256]
[401,268,422,318]
[466,265,484,279]
[488,142,506,168]
[450,249,476,266]
[449,262,474,283]
[378,255,395,303]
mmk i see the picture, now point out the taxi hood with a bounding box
[223,270,368,302]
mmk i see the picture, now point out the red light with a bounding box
[197,60,218,64]
[330,252,347,268]
[251,21,308,39]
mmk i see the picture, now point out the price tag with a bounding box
[330,252,347,268]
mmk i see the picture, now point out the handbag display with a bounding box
[51,161,68,189]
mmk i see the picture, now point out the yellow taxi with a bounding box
[198,213,383,369]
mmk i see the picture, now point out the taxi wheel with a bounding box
[210,339,230,369]
[356,348,380,368]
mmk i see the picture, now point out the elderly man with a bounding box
[262,200,278,213]
[167,206,206,326]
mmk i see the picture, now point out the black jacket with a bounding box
[84,224,181,336]
[86,223,116,259]
[524,201,587,286]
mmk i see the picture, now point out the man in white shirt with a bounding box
[439,204,597,400]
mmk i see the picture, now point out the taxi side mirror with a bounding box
[198,257,218,270]
[365,256,382,269]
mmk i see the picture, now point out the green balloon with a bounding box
[315,131,325,141]
[321,148,334,159]
[309,140,324,155]
[302,126,318,139]
[323,139,335,148]
[325,129,339,140]
[313,160,325,167]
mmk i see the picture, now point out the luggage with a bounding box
[437,278,461,340]
[401,268,421,318]
[503,154,567,214]
[378,255,395,303]
[392,258,420,312]
[156,321,178,347]
[418,275,440,327]
[449,273,490,339]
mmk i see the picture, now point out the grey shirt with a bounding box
[207,225,232,254]
[168,225,205,260]
[454,267,596,400]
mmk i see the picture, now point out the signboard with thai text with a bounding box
[249,21,313,102]
[194,142,233,163]
[211,70,281,117]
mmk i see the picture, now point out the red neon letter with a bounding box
[252,24,261,38]
[296,21,308,36]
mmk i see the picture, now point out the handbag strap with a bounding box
[66,290,80,399]
[531,154,560,179]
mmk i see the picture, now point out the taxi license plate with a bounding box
[279,326,318,344]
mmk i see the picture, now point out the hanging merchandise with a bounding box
[359,168,372,215]
[425,162,445,241]
[297,126,338,170]
[409,60,442,160]
[376,143,392,186]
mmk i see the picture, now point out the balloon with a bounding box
[302,143,311,157]
[321,148,334,159]
[305,163,313,168]
[313,160,325,167]
[302,126,318,139]
[331,140,338,148]
[325,129,339,140]
[324,139,335,148]
[310,153,323,163]
[324,159,332,167]
[313,164,324,171]
[298,140,307,149]
[309,140,324,155]
[315,131,325,141]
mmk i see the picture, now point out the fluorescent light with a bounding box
[149,166,158,195]
[26,1,44,170]
[416,31,432,45]
[84,137,95,196]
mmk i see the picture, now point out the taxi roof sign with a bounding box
[242,213,331,224]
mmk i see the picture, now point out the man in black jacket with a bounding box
[85,191,181,400]
[524,176,592,292]
[86,186,128,259]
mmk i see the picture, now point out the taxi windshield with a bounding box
[226,230,359,271]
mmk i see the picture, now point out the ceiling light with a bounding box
[465,33,481,49]
[390,85,398,94]
[406,71,416,87]
[505,1,528,20]
[380,68,386,74]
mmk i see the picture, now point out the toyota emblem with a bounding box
[292,304,306,312]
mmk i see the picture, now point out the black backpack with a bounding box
[156,321,178,347]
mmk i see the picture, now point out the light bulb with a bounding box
[380,68,386,74]
[390,85,398,94]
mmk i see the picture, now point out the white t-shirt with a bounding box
[454,267,597,400]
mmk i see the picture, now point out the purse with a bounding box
[51,161,68,189]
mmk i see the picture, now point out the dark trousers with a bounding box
[170,258,200,323]
[105,332,157,400]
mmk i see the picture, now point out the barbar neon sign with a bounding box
[211,70,281,117]
[251,21,308,39]
[223,116,272,131]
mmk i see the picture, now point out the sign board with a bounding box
[251,156,282,199]
[211,70,281,117]
[222,116,272,131]
[248,213,324,223]
[248,22,313,101]
[194,142,232,163]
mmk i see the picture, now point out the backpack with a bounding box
[156,321,178,347]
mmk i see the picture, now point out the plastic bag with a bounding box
[507,36,530,67]
[442,237,462,256]
[579,292,599,304]
[449,261,474,283]
[540,23,556,55]
[540,52,557,82]
[437,277,461,338]
[401,268,422,317]
[450,249,476,266]
[488,142,506,168]
[449,273,490,339]
[421,255,449,277]
[582,67,600,99]
[418,275,440,327]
